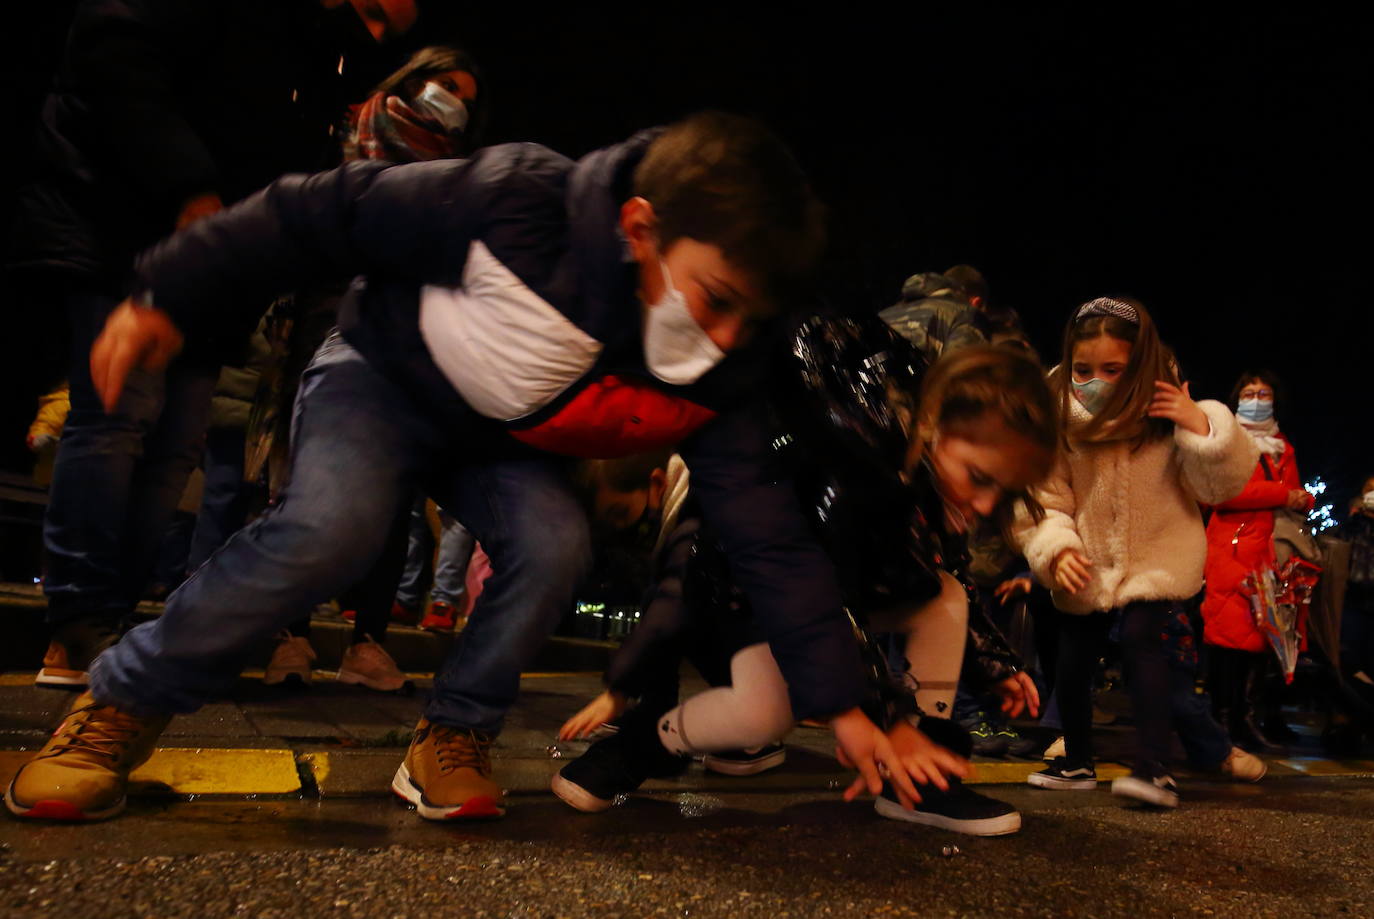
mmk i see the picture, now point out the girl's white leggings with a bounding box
[657,570,970,755]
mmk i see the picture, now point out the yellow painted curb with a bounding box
[129,748,302,795]
[969,761,1131,785]
[0,748,301,796]
[298,751,330,787]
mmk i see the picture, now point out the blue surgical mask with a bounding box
[1071,377,1113,415]
[1236,397,1274,423]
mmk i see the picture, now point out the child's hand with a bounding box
[830,708,970,808]
[993,577,1033,605]
[1052,548,1093,594]
[881,719,974,807]
[89,300,184,413]
[1147,380,1209,436]
[992,671,1040,719]
[558,690,627,741]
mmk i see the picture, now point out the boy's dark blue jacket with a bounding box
[130,132,867,719]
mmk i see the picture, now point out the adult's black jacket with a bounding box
[8,0,373,287]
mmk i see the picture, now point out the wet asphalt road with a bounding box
[2,777,1371,918]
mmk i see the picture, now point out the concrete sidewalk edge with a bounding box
[3,748,1371,801]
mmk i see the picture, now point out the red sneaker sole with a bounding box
[444,796,504,819]
[7,796,122,821]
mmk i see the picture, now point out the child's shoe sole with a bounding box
[874,794,1021,836]
[1110,775,1179,808]
[550,772,616,813]
[390,762,505,821]
[1026,772,1098,790]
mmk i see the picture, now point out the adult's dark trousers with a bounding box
[1057,602,1172,770]
[43,288,216,629]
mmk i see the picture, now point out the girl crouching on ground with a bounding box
[554,323,1058,835]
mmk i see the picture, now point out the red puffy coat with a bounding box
[1200,436,1302,652]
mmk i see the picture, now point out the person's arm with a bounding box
[1013,452,1084,588]
[1174,400,1261,506]
[1211,475,1289,512]
[678,402,865,720]
[90,155,497,410]
[600,513,701,699]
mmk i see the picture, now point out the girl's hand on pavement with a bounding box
[558,690,627,741]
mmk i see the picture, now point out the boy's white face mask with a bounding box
[642,257,725,385]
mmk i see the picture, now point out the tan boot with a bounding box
[5,691,170,821]
[263,632,316,686]
[35,618,119,689]
[336,636,412,693]
[391,718,504,820]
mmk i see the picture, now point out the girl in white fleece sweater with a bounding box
[1017,297,1256,807]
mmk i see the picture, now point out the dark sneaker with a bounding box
[703,743,786,776]
[1027,757,1098,790]
[551,707,688,813]
[962,713,1010,758]
[551,733,642,813]
[35,618,119,689]
[874,781,1021,836]
[1111,770,1179,808]
[991,723,1040,759]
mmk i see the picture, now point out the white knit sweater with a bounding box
[1015,399,1258,614]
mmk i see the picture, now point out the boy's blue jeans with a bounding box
[91,333,591,734]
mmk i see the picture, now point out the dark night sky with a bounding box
[4,5,1369,510]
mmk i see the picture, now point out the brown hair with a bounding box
[1052,296,1179,448]
[913,346,1058,536]
[372,45,487,151]
[633,112,825,307]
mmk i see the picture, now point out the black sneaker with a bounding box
[961,713,1010,758]
[874,781,1021,836]
[1111,769,1179,808]
[991,723,1040,759]
[702,743,786,776]
[1027,756,1098,790]
[550,707,688,813]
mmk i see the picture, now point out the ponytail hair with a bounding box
[1052,295,1178,448]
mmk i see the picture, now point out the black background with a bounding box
[4,4,1368,512]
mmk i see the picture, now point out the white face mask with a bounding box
[642,258,725,385]
[414,82,470,134]
[1364,490,1374,512]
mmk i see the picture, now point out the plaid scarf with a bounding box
[344,91,455,163]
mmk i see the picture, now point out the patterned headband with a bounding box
[1076,297,1139,325]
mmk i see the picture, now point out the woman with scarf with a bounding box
[256,45,486,690]
[1201,370,1315,752]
